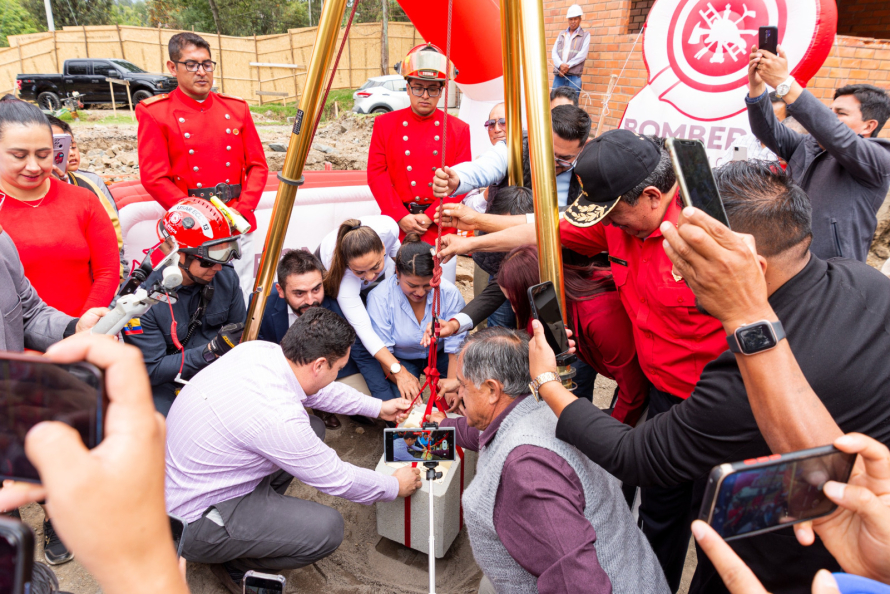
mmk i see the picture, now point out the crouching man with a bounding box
[164,307,421,593]
[429,327,668,594]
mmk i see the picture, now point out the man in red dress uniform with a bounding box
[367,43,471,282]
[136,32,268,303]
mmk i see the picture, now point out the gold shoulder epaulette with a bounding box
[217,93,246,103]
[140,93,169,107]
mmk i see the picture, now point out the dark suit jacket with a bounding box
[256,290,390,398]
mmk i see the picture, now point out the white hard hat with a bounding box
[566,4,583,18]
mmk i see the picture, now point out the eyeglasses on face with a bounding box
[408,84,444,98]
[484,118,507,129]
[175,60,216,73]
[555,154,580,168]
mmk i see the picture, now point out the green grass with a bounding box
[249,88,356,123]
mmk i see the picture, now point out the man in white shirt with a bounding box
[552,5,590,92]
[165,307,421,593]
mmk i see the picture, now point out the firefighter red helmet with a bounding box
[157,198,241,264]
[400,43,455,81]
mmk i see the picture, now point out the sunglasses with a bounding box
[483,118,507,129]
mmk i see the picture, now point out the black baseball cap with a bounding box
[564,129,661,228]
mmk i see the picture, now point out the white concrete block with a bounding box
[375,412,476,558]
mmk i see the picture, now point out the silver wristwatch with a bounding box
[775,76,795,99]
[529,372,560,402]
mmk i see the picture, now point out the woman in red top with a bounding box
[497,245,648,426]
[0,100,118,316]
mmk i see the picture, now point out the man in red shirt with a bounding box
[436,130,727,591]
[367,43,471,282]
[136,32,268,304]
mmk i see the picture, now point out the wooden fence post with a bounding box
[82,25,89,57]
[254,35,262,106]
[289,30,298,104]
[217,33,225,93]
[347,32,354,87]
[53,30,60,71]
[16,44,23,97]
[158,26,164,72]
[116,25,126,60]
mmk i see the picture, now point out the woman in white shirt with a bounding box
[319,215,420,399]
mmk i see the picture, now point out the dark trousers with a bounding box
[181,415,344,573]
[639,386,695,593]
[571,357,597,402]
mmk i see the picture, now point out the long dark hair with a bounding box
[0,98,52,142]
[497,245,615,328]
[395,233,434,278]
[323,219,385,299]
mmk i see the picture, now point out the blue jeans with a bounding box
[387,351,450,400]
[571,357,597,402]
[552,74,582,91]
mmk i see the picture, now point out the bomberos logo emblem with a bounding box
[620,0,836,160]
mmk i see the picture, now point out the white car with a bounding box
[352,75,410,114]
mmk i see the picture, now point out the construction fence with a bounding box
[4,22,422,105]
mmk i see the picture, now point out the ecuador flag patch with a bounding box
[123,318,143,335]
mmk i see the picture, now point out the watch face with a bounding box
[737,323,778,353]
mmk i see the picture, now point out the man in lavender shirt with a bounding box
[429,327,667,594]
[164,307,421,593]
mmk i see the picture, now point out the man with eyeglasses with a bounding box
[367,43,470,282]
[123,198,247,416]
[432,104,591,208]
[136,32,268,305]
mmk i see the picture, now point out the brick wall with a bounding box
[627,0,655,33]
[544,0,890,136]
[837,0,890,41]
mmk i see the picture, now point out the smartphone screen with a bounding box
[668,138,731,228]
[243,572,285,594]
[0,356,104,483]
[0,528,18,594]
[528,281,570,357]
[384,427,456,464]
[703,446,856,540]
[169,515,186,558]
[758,26,779,55]
[52,134,71,175]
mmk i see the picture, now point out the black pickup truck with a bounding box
[18,58,177,110]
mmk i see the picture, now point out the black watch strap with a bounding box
[202,342,218,363]
[727,320,785,354]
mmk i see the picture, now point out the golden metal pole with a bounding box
[517,0,565,314]
[500,0,524,185]
[242,0,349,342]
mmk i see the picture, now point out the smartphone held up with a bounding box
[699,445,856,541]
[384,427,456,464]
[0,353,106,483]
[527,281,572,361]
[665,138,731,228]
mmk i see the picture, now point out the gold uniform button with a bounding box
[226,146,231,151]
[405,150,410,156]
[225,114,231,119]
[197,183,202,188]
[189,149,195,155]
[184,133,190,139]
[178,117,185,123]
[407,166,412,171]
[234,129,239,136]
[193,166,199,172]
[433,150,438,156]
[226,129,231,134]
[403,136,408,141]
[403,121,408,127]
[435,121,440,126]
[434,135,440,141]
[411,181,417,187]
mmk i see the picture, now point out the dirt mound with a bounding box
[69,111,377,184]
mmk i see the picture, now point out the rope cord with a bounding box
[307,0,362,142]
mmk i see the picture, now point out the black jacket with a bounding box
[556,255,890,593]
[748,89,890,262]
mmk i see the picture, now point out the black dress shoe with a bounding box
[349,414,375,426]
[315,410,341,429]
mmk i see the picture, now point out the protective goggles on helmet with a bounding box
[178,236,242,265]
[402,50,455,81]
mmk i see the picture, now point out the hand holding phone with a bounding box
[52,135,72,176]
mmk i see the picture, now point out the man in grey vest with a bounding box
[551,4,590,92]
[429,327,668,594]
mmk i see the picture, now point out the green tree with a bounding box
[23,0,114,28]
[112,0,150,27]
[0,0,38,47]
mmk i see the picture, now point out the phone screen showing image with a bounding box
[384,427,456,464]
[710,449,855,540]
[52,134,71,175]
[244,576,285,594]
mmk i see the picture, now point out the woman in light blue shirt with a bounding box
[367,234,467,400]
